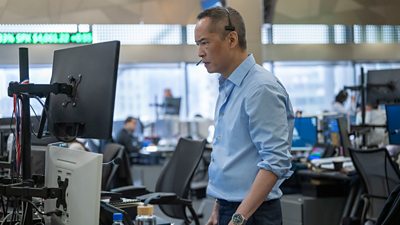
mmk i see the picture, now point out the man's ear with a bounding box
[228,31,239,48]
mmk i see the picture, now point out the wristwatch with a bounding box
[231,213,247,225]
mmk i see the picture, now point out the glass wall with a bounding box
[114,64,185,122]
[186,63,219,119]
[2,62,400,121]
[264,62,355,115]
[0,66,51,118]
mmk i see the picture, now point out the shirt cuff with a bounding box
[257,161,294,179]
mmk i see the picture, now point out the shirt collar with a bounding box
[226,54,256,87]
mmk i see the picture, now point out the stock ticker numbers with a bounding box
[0,32,92,44]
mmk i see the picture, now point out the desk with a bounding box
[282,194,346,225]
[297,170,352,182]
[296,169,361,225]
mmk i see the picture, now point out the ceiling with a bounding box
[0,0,399,25]
[0,0,202,24]
[274,0,400,24]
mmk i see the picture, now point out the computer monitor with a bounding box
[385,104,400,145]
[47,41,120,139]
[44,145,103,225]
[322,115,341,147]
[163,97,181,115]
[337,116,352,156]
[291,117,318,150]
[366,69,400,105]
[307,144,328,161]
[154,118,180,139]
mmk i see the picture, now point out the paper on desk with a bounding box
[310,156,352,168]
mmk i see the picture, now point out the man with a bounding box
[194,7,294,225]
[116,116,141,153]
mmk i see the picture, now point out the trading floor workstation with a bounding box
[0,41,213,225]
[1,42,400,225]
[1,2,400,225]
[280,73,400,225]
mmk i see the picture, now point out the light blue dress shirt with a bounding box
[207,54,294,202]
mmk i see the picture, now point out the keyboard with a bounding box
[102,198,142,209]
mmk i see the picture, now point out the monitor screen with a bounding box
[366,69,400,105]
[386,104,400,145]
[323,116,341,147]
[337,116,351,156]
[44,145,103,225]
[307,145,327,160]
[163,97,181,116]
[201,0,223,9]
[47,41,120,139]
[292,117,318,150]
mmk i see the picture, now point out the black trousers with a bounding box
[217,198,282,225]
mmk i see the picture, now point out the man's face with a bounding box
[126,120,137,132]
[195,17,231,76]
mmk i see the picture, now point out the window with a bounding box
[272,25,330,44]
[114,64,185,122]
[0,66,52,118]
[266,62,355,115]
[186,64,219,119]
[92,24,182,45]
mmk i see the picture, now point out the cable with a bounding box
[0,196,6,216]
[384,152,390,195]
[21,199,62,217]
[29,104,41,138]
[23,201,28,225]
[1,212,13,225]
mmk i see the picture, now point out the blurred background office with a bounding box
[0,0,399,126]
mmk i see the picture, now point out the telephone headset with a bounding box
[224,8,236,31]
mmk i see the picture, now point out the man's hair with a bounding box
[335,90,348,104]
[124,116,136,124]
[197,6,247,50]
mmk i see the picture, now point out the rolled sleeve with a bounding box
[246,84,294,179]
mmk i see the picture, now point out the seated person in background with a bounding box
[163,88,173,98]
[295,110,303,117]
[331,90,356,117]
[355,103,388,147]
[116,116,141,153]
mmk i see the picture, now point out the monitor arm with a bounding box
[0,176,68,210]
[4,48,75,225]
[7,82,73,98]
[8,75,81,139]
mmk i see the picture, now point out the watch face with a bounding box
[232,213,245,225]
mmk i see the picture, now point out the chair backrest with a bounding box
[349,148,400,220]
[155,138,206,220]
[375,184,400,225]
[101,143,125,191]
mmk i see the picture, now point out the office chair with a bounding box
[375,184,400,225]
[101,143,125,191]
[349,148,400,224]
[116,138,206,225]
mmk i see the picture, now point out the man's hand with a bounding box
[206,200,219,225]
